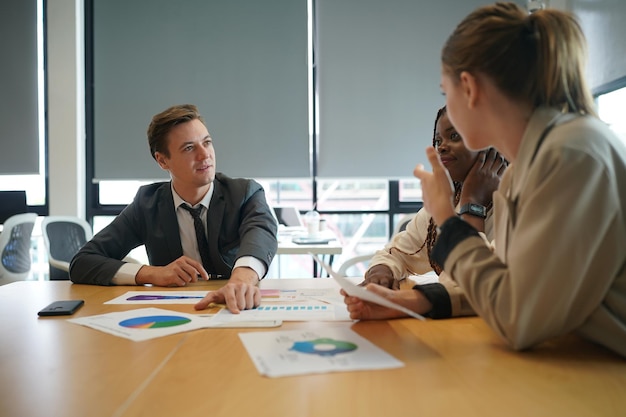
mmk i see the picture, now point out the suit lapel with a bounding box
[206,179,225,268]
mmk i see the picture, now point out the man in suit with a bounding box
[70,104,278,313]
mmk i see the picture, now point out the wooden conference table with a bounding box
[1,279,624,417]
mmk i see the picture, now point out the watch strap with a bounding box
[458,203,487,219]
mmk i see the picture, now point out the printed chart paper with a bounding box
[68,308,281,341]
[213,302,349,322]
[213,286,350,321]
[105,291,209,305]
[239,326,404,378]
[68,307,212,342]
[105,288,351,321]
[105,288,337,305]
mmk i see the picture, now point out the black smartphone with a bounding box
[37,300,85,316]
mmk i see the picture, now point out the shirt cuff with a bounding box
[413,283,452,319]
[234,256,267,280]
[111,262,143,285]
[431,216,480,269]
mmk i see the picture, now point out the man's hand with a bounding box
[135,256,208,286]
[341,283,432,320]
[194,267,260,314]
[360,265,400,289]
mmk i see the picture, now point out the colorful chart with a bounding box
[127,295,204,301]
[290,338,358,356]
[256,305,328,312]
[259,289,281,298]
[119,315,191,329]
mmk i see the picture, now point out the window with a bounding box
[597,83,626,145]
[0,0,46,209]
[85,0,427,278]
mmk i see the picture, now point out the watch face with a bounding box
[470,203,485,215]
[460,203,486,218]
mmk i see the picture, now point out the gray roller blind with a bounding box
[0,0,39,175]
[316,0,499,178]
[93,0,309,181]
[571,0,626,91]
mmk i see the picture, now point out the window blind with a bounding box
[315,0,502,178]
[92,0,309,181]
[0,0,39,175]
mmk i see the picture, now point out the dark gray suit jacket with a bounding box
[69,173,278,285]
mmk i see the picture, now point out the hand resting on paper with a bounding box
[194,267,261,314]
[341,284,433,320]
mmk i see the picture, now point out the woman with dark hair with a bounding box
[360,106,506,319]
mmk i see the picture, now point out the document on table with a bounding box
[68,307,281,342]
[105,291,209,305]
[239,325,404,378]
[213,301,349,322]
[311,254,426,320]
[104,289,351,321]
[69,307,213,342]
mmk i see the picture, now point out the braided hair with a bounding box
[427,107,463,274]
[390,106,462,275]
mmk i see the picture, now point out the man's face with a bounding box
[154,119,216,192]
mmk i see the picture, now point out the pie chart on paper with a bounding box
[290,338,358,356]
[119,315,191,329]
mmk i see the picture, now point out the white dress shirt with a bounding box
[112,183,266,285]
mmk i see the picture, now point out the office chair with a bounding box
[336,212,417,277]
[41,216,93,280]
[0,213,37,284]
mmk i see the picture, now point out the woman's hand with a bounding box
[341,284,432,320]
[360,265,400,289]
[413,146,457,226]
[460,147,508,207]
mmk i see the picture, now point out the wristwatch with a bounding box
[458,203,487,219]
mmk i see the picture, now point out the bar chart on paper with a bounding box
[253,304,334,320]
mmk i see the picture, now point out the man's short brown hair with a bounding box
[147,104,206,159]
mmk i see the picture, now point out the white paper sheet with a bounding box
[68,308,213,341]
[312,254,426,320]
[239,325,404,377]
[105,289,351,321]
[68,307,282,341]
[212,301,350,322]
[105,291,208,305]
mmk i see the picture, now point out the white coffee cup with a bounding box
[304,210,320,236]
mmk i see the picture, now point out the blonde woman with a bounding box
[345,3,626,357]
